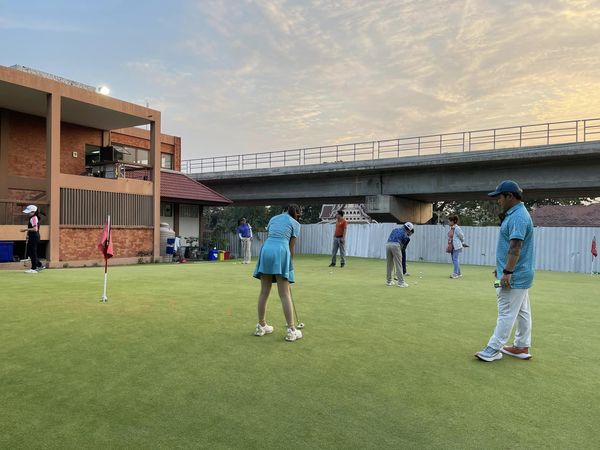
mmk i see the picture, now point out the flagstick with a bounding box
[101,215,110,303]
[101,257,108,302]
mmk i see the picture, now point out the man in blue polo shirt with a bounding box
[475,180,535,362]
[236,218,253,264]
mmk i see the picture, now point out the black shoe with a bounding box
[340,263,345,268]
[328,263,335,267]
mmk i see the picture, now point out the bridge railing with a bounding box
[181,118,600,174]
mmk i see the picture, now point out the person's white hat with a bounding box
[404,222,414,231]
[23,205,37,214]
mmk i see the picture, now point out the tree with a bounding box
[297,204,322,224]
[432,197,593,226]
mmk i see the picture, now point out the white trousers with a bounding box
[240,238,251,263]
[487,288,532,350]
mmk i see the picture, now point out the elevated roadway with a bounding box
[190,141,600,222]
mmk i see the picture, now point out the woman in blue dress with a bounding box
[253,204,303,342]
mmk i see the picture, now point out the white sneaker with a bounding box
[254,323,274,336]
[24,269,38,274]
[450,273,462,279]
[386,281,394,286]
[397,282,409,288]
[285,327,303,342]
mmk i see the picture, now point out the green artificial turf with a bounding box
[1,255,599,449]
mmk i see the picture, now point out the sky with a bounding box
[2,0,600,160]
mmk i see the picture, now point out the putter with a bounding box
[289,287,304,329]
[22,236,30,266]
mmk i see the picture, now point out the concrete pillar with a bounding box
[46,93,61,264]
[173,203,180,235]
[365,195,432,224]
[198,205,204,241]
[150,118,161,261]
[0,111,8,199]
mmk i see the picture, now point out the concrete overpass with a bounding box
[188,141,600,223]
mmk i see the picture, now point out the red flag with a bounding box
[592,237,598,258]
[98,220,113,259]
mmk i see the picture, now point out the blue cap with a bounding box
[488,180,523,197]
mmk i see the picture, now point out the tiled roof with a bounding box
[160,170,232,205]
[530,203,600,227]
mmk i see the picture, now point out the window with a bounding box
[160,202,173,217]
[112,144,150,166]
[161,153,173,169]
[180,204,199,218]
[137,149,149,165]
[85,144,101,166]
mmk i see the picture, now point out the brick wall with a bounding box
[111,132,150,149]
[8,112,46,177]
[8,188,45,201]
[174,136,181,171]
[60,123,102,175]
[60,227,153,261]
[111,131,179,170]
[7,111,103,177]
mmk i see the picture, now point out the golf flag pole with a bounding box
[98,215,114,303]
[592,236,598,276]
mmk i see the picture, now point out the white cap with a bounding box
[23,205,38,214]
[404,222,414,232]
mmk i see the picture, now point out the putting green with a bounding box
[1,256,599,448]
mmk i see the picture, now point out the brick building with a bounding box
[0,65,230,267]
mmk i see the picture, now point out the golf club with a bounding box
[289,286,304,329]
[22,236,30,266]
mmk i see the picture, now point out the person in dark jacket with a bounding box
[22,204,43,273]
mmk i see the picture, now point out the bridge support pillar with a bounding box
[365,195,432,224]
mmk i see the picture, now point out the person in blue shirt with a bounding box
[385,222,414,288]
[475,180,535,362]
[236,218,253,264]
[253,204,303,342]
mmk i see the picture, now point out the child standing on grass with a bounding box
[253,204,303,342]
[22,204,43,273]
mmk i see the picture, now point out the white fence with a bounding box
[227,224,600,274]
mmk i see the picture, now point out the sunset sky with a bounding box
[2,0,600,160]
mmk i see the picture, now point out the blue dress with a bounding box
[253,213,301,283]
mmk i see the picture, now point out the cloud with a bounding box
[112,0,600,158]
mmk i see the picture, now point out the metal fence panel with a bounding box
[227,224,600,273]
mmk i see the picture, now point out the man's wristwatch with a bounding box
[502,269,514,275]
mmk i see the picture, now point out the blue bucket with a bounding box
[208,249,218,261]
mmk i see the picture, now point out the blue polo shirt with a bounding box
[387,227,410,247]
[496,202,535,289]
[236,223,252,238]
[266,213,300,241]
